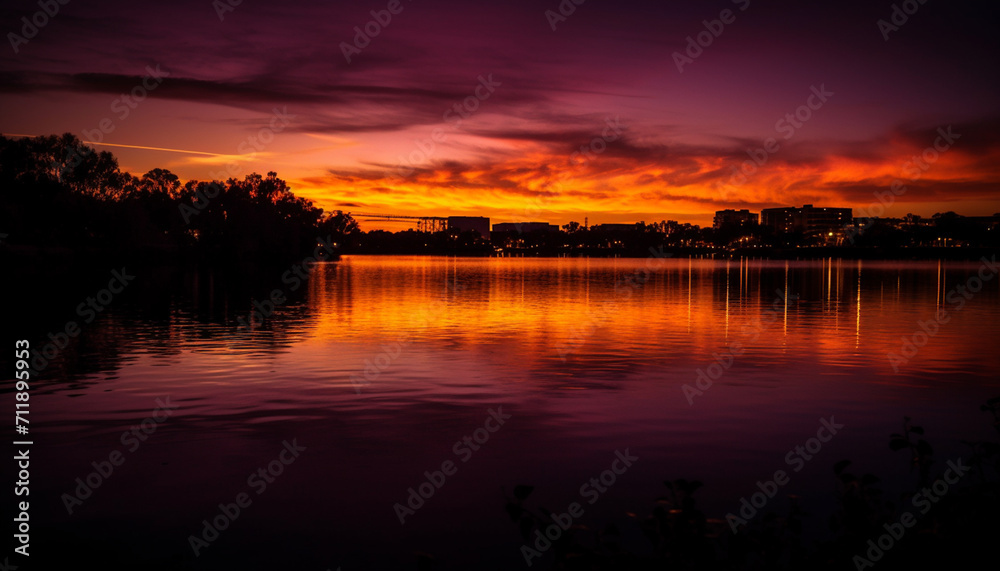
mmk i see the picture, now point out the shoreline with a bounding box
[3,244,997,265]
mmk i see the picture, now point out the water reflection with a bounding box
[12,256,1000,570]
[13,256,999,390]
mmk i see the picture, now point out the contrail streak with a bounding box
[1,133,228,157]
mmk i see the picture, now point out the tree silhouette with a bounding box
[0,133,358,262]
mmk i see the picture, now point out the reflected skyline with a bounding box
[23,257,1000,387]
[21,257,1000,569]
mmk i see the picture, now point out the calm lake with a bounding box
[23,256,1000,569]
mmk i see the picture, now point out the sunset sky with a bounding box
[1,0,998,228]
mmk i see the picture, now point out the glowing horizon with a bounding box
[2,0,997,230]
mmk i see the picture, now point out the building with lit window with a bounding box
[491,222,559,233]
[447,216,490,238]
[761,204,852,237]
[713,209,758,229]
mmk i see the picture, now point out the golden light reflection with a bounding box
[277,257,1000,383]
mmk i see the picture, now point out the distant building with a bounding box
[447,216,490,238]
[761,207,797,233]
[492,222,560,233]
[713,209,758,229]
[761,204,852,237]
[651,220,681,235]
[590,223,643,232]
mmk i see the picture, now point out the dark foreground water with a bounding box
[7,256,1000,569]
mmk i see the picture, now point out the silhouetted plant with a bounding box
[962,396,1000,484]
[889,416,933,488]
[502,402,1000,570]
[828,457,892,567]
[0,134,358,262]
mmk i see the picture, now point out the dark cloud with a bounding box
[1,0,997,217]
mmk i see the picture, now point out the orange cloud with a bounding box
[289,124,1000,229]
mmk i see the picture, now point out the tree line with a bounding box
[0,133,358,263]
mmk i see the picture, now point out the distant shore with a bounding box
[342,245,998,261]
[4,244,997,265]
